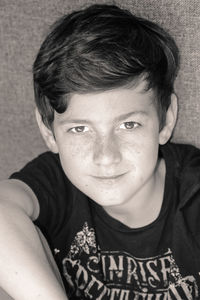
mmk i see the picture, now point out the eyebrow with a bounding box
[58,111,148,125]
[114,111,148,122]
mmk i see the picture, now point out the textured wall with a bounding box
[0,0,200,180]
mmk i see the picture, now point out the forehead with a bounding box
[54,80,157,124]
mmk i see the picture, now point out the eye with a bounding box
[68,126,89,133]
[119,121,140,130]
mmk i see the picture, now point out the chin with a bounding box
[91,194,124,207]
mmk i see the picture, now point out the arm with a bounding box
[0,179,68,300]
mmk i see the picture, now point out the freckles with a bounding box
[67,140,93,158]
[125,144,141,160]
[139,175,144,184]
[70,145,83,157]
[119,137,141,155]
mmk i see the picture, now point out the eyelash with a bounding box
[67,121,141,134]
[68,126,89,134]
[119,121,141,130]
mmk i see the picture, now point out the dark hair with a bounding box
[33,4,179,129]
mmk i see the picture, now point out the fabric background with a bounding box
[0,0,200,180]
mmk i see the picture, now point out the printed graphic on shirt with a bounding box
[62,222,199,299]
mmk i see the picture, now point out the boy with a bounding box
[0,3,200,299]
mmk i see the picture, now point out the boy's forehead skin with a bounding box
[54,79,156,126]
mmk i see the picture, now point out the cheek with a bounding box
[57,140,94,191]
[120,133,159,167]
[118,134,146,162]
[57,137,93,169]
[118,134,141,154]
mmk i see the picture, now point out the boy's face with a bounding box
[46,80,175,209]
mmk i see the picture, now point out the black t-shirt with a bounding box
[10,142,200,299]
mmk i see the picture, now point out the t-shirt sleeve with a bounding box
[10,152,75,239]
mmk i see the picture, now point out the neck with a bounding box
[103,158,166,229]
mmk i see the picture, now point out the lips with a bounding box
[92,173,126,183]
[94,174,124,180]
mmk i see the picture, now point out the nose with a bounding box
[93,134,122,166]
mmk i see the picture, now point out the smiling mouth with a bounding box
[92,173,126,181]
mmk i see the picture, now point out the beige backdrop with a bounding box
[0,0,200,180]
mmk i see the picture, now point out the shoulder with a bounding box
[161,142,200,204]
[161,141,200,158]
[164,143,200,234]
[8,152,76,232]
[161,142,200,172]
[10,151,70,196]
[11,151,62,175]
[9,151,74,215]
[0,152,63,222]
[0,178,39,220]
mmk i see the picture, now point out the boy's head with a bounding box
[33,4,179,130]
[33,4,179,210]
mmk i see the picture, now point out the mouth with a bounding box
[92,173,126,183]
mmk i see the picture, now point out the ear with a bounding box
[159,93,178,145]
[35,108,58,153]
